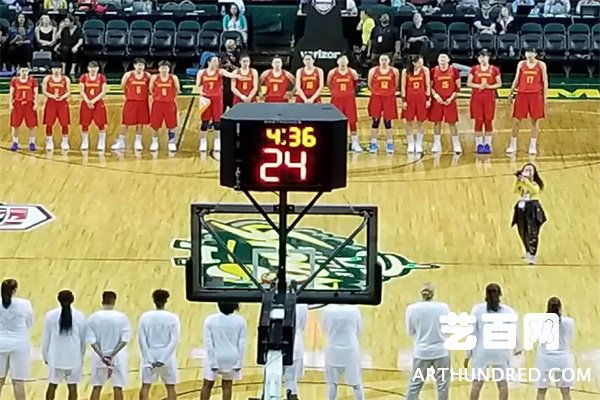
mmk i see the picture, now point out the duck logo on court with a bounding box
[171,219,440,289]
[0,203,54,231]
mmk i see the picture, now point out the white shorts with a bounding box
[326,363,362,387]
[470,360,510,381]
[140,362,178,385]
[536,354,574,389]
[48,366,83,385]
[284,359,304,380]
[203,367,241,382]
[91,364,128,388]
[0,346,30,381]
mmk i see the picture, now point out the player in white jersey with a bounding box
[200,302,247,400]
[42,290,87,400]
[0,279,33,400]
[138,289,180,400]
[321,304,364,400]
[535,297,575,400]
[87,291,132,400]
[465,283,521,400]
[405,283,451,400]
[284,304,308,400]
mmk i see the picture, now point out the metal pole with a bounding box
[277,191,288,298]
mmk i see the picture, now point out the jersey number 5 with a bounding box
[441,81,449,89]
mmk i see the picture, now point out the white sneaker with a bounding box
[61,139,70,151]
[213,137,221,152]
[97,139,105,152]
[80,137,89,151]
[351,141,363,153]
[527,253,537,265]
[199,137,208,152]
[168,141,177,152]
[528,143,537,155]
[452,142,462,154]
[506,144,517,154]
[134,139,143,152]
[149,139,159,152]
[45,138,54,151]
[431,141,441,153]
[111,140,125,151]
[415,141,423,154]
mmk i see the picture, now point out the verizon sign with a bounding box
[0,204,54,231]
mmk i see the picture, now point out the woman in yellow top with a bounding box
[43,0,67,10]
[511,163,547,264]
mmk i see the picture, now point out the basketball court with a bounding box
[1,94,599,399]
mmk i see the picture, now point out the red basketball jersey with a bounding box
[80,73,106,100]
[516,61,543,93]
[405,68,427,97]
[45,76,68,99]
[330,68,356,99]
[234,69,256,98]
[153,75,177,102]
[431,66,459,100]
[264,70,290,98]
[298,68,320,99]
[199,69,223,97]
[371,67,396,96]
[470,64,500,97]
[125,71,150,101]
[11,76,37,103]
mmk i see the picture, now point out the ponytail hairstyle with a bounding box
[485,283,502,312]
[546,296,562,320]
[1,279,18,309]
[57,290,75,335]
[406,54,423,75]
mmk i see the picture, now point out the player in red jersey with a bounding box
[328,54,361,152]
[295,53,324,103]
[42,61,71,151]
[367,54,399,154]
[149,61,181,153]
[401,54,430,154]
[232,55,259,106]
[112,58,151,152]
[259,57,295,103]
[79,61,108,152]
[467,49,502,154]
[9,65,38,152]
[507,47,548,155]
[196,55,238,152]
[430,53,462,154]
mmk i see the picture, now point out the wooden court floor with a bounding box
[0,95,599,399]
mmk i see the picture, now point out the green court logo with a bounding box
[171,219,440,289]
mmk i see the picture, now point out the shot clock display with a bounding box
[220,104,348,192]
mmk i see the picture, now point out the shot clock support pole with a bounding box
[277,190,288,298]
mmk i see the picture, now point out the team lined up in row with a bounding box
[9,50,547,155]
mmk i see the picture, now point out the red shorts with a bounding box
[80,101,107,129]
[43,100,70,127]
[11,102,37,128]
[402,95,428,122]
[513,92,545,120]
[294,96,321,103]
[368,95,398,120]
[470,95,496,121]
[149,101,178,130]
[330,96,358,126]
[122,99,150,126]
[429,100,458,124]
[201,95,223,123]
[264,96,287,103]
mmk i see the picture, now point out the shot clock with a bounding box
[220,103,348,192]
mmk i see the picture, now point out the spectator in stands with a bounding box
[496,6,513,34]
[132,0,152,12]
[357,10,375,53]
[7,13,34,70]
[219,0,245,15]
[511,0,534,13]
[576,0,600,13]
[543,0,570,14]
[43,0,67,10]
[219,39,240,109]
[222,4,248,44]
[55,14,82,75]
[473,2,496,34]
[403,12,431,57]
[35,14,57,53]
[369,13,400,64]
[0,24,7,70]
[392,0,418,12]
[457,0,480,11]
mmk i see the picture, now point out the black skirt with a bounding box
[511,200,547,227]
